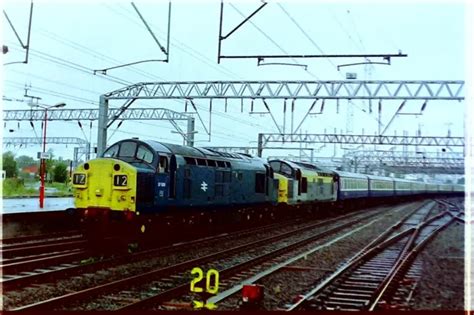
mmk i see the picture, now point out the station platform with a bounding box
[1,197,79,239]
[1,197,74,214]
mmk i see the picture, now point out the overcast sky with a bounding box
[1,0,467,161]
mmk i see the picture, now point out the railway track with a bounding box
[0,230,90,277]
[436,199,465,223]
[0,230,81,246]
[1,230,85,261]
[8,203,391,311]
[1,216,306,292]
[285,201,458,311]
[182,201,431,310]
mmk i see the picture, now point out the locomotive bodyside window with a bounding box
[185,157,197,165]
[207,160,217,167]
[197,158,207,166]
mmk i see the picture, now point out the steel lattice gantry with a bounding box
[3,107,196,154]
[3,107,191,121]
[341,150,465,175]
[257,133,465,157]
[98,80,464,155]
[3,137,88,146]
[103,80,464,100]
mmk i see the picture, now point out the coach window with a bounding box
[158,156,169,173]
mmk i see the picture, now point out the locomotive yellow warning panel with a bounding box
[72,158,137,212]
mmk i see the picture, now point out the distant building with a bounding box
[21,165,39,176]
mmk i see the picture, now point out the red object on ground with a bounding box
[242,284,264,303]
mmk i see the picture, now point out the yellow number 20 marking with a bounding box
[190,267,204,293]
[190,267,220,294]
[206,269,219,294]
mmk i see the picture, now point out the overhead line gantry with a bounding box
[98,80,464,156]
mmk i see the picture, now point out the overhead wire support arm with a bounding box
[131,2,168,56]
[217,0,268,63]
[221,53,407,60]
[188,99,210,136]
[257,57,308,70]
[93,1,171,75]
[217,1,406,66]
[3,1,34,66]
[93,60,168,75]
[337,56,392,71]
[106,98,137,127]
[262,99,283,134]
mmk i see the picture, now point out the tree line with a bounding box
[2,151,70,183]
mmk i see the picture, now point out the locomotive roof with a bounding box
[268,159,334,177]
[125,139,263,162]
[290,161,333,172]
[139,140,204,157]
[333,170,369,180]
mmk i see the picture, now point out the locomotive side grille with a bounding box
[287,180,294,198]
[136,173,154,203]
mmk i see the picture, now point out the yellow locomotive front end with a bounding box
[72,158,137,214]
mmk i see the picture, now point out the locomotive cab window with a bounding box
[119,141,137,157]
[269,161,281,173]
[137,145,154,164]
[103,144,119,158]
[280,163,292,177]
